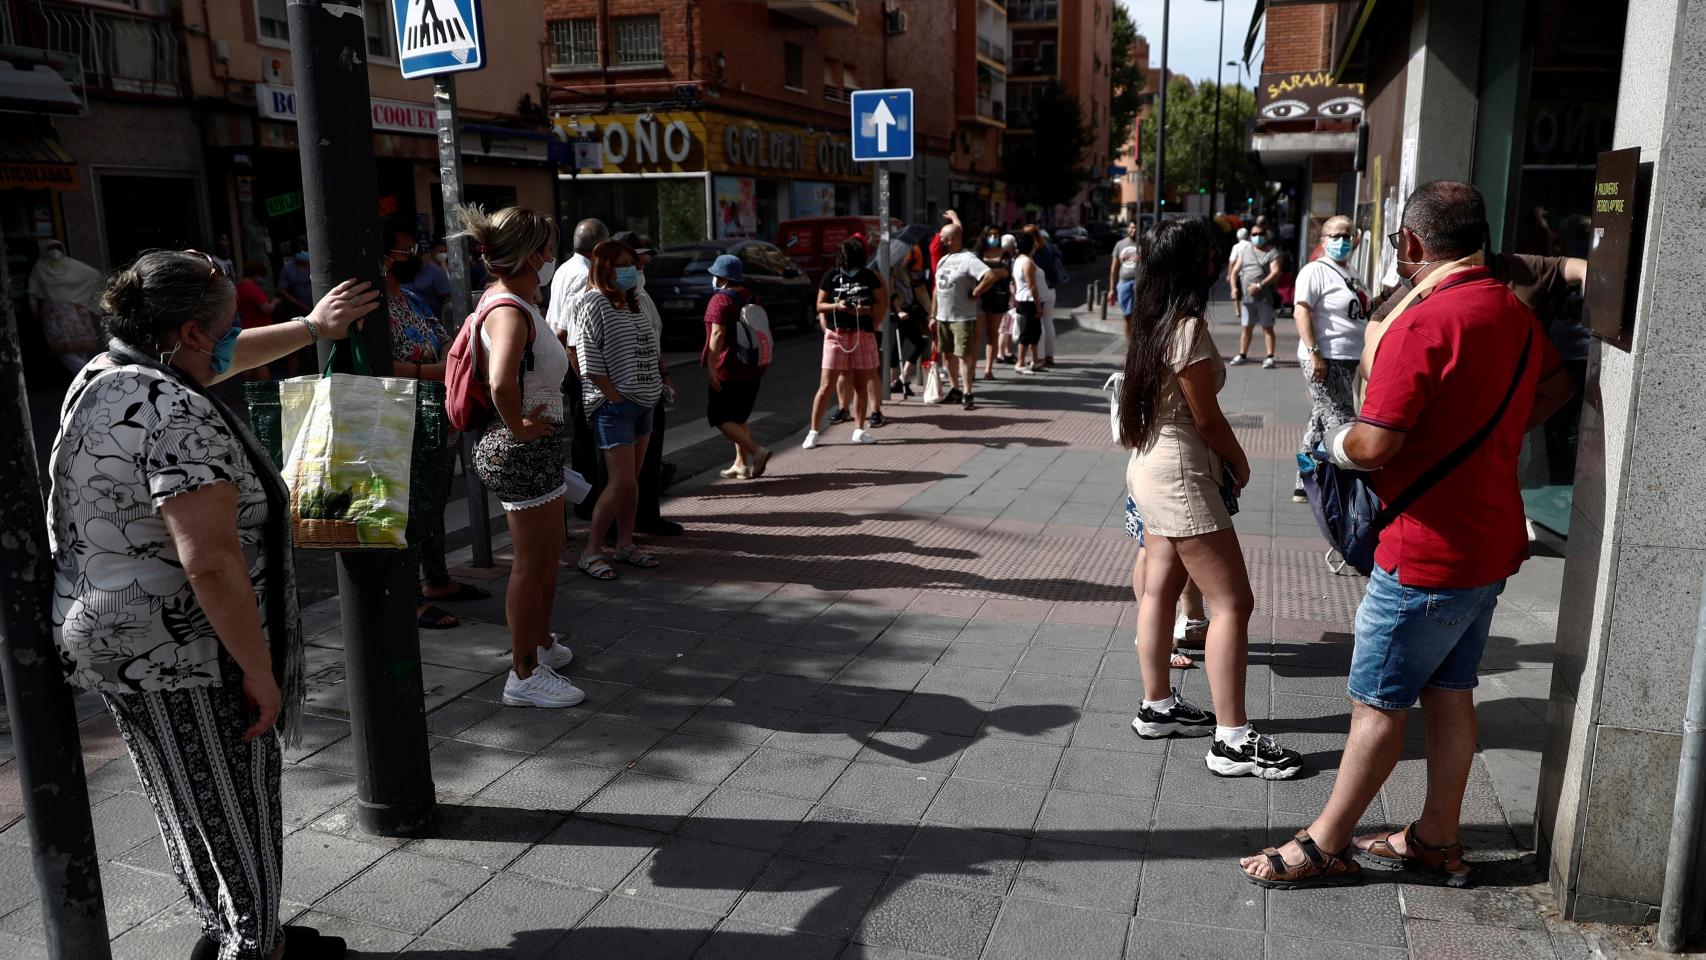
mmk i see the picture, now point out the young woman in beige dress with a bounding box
[1118,217,1302,780]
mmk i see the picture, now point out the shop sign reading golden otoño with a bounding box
[553,112,864,183]
[1256,72,1365,124]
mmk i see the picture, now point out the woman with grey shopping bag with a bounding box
[48,248,376,960]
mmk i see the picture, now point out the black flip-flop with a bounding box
[417,604,460,629]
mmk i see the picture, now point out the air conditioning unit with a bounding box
[886,9,907,34]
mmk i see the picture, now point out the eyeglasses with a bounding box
[1323,232,1354,240]
[1387,228,1406,249]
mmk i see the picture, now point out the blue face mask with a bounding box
[201,321,241,374]
[614,265,639,290]
[1324,237,1353,261]
[1252,234,1268,248]
[294,251,309,264]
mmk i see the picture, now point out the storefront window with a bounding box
[569,176,707,249]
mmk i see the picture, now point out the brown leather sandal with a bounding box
[1355,822,1472,888]
[1243,830,1363,889]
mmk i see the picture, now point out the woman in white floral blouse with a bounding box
[48,248,376,960]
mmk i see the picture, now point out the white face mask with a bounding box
[633,269,647,291]
[44,248,64,261]
[534,257,557,287]
[435,252,448,264]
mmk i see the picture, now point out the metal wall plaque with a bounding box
[1584,147,1648,350]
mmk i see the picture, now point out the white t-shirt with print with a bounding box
[1293,257,1369,361]
[933,251,991,323]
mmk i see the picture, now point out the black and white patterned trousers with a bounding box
[1300,357,1361,458]
[103,657,283,960]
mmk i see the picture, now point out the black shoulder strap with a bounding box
[1368,324,1534,536]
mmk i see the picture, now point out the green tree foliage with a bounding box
[1007,81,1096,210]
[1108,4,1144,162]
[1138,78,1261,210]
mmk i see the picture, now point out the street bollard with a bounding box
[0,228,111,958]
[288,0,435,836]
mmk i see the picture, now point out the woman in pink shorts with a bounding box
[804,237,887,449]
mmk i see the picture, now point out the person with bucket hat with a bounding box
[702,253,773,477]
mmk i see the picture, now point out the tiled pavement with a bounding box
[0,305,1595,958]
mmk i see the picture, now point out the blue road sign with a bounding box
[391,0,485,79]
[850,88,914,163]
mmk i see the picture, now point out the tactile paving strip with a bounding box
[1263,548,1368,622]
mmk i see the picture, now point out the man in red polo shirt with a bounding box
[1240,181,1576,890]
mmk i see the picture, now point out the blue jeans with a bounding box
[589,397,655,449]
[1347,565,1505,710]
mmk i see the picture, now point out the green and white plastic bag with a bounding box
[277,364,416,549]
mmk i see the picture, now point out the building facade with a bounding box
[1004,0,1112,226]
[187,0,557,275]
[1248,1,1360,267]
[545,0,891,247]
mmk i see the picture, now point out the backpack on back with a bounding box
[719,290,773,371]
[443,292,536,432]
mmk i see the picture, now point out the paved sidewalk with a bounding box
[0,304,1593,959]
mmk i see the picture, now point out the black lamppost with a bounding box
[1153,0,1170,224]
[1206,0,1226,214]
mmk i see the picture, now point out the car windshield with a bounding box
[648,249,720,278]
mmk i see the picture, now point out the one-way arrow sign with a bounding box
[851,88,913,163]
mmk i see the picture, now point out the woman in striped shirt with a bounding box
[571,239,664,579]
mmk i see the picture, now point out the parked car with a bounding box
[1052,226,1095,264]
[776,216,905,280]
[1085,220,1120,254]
[645,239,816,344]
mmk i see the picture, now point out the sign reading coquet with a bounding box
[255,82,436,136]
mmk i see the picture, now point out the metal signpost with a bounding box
[393,0,493,566]
[850,89,914,401]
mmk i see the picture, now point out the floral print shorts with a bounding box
[472,420,567,512]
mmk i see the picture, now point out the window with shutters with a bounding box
[257,0,288,43]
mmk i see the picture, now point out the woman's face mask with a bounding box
[1324,237,1353,261]
[174,320,240,374]
[614,265,639,290]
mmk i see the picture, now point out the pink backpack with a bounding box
[443,292,535,433]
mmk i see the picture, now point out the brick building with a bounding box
[546,0,882,246]
[1005,0,1113,225]
[1247,1,1360,265]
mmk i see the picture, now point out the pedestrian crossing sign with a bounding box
[391,0,485,79]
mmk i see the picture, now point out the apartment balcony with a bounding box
[1009,0,1059,24]
[768,0,857,27]
[976,35,1007,69]
[1008,53,1057,78]
[24,1,181,97]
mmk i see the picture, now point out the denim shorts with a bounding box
[1347,565,1505,710]
[589,396,655,449]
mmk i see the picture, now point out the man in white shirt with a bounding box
[546,218,609,344]
[932,223,1006,410]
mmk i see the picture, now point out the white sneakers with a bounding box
[538,636,574,671]
[852,428,875,444]
[503,664,585,708]
[1262,356,1278,369]
[802,430,820,450]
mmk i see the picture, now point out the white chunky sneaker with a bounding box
[503,665,585,708]
[852,428,875,444]
[802,430,820,450]
[537,635,574,671]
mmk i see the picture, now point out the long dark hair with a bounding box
[835,236,866,273]
[1118,217,1215,449]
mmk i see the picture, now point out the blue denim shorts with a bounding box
[1347,565,1505,710]
[590,397,655,449]
[1123,495,1145,547]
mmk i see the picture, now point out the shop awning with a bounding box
[0,134,79,191]
[0,47,87,117]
